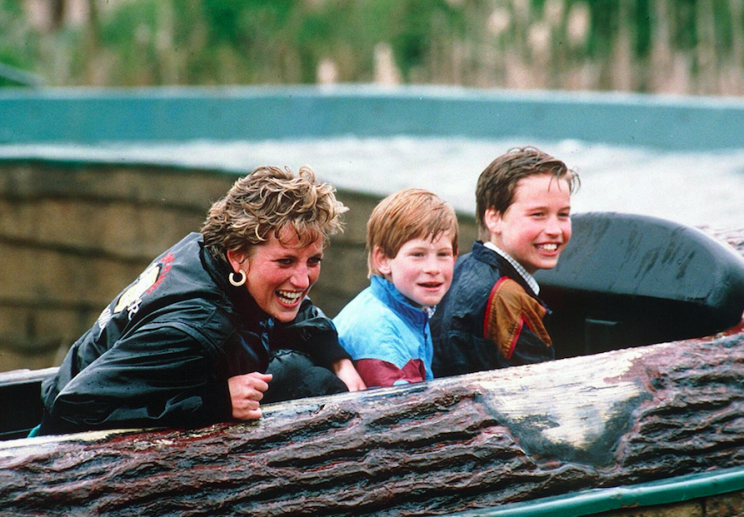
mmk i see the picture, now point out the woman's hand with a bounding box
[332,358,366,392]
[228,372,273,420]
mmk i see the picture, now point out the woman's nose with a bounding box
[290,265,311,288]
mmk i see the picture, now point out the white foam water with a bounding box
[2,137,743,230]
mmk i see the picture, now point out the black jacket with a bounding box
[431,241,554,378]
[39,233,349,435]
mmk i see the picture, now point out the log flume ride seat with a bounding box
[535,212,744,358]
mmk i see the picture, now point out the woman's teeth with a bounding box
[277,290,302,303]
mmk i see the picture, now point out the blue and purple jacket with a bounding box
[333,275,434,388]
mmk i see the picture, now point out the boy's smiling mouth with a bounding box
[537,243,560,252]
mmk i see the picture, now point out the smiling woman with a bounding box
[226,230,324,323]
[36,165,366,436]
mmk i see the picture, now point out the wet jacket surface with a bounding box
[334,275,433,388]
[431,241,554,378]
[39,233,349,435]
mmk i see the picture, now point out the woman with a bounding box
[38,166,365,436]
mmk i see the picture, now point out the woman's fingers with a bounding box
[229,372,273,420]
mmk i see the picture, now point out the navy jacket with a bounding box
[40,233,348,435]
[431,241,554,378]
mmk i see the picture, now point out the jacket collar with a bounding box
[482,241,540,295]
[471,241,543,300]
[369,275,430,325]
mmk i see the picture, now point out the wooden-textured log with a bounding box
[1,229,743,516]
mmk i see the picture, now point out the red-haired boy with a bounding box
[334,188,459,388]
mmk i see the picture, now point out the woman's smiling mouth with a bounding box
[277,290,304,305]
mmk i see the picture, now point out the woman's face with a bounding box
[234,228,324,322]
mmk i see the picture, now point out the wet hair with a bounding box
[201,165,347,261]
[366,188,459,277]
[475,146,580,240]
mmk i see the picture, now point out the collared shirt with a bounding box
[483,241,540,296]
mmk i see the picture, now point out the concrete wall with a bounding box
[0,160,476,372]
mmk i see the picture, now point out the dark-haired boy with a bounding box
[431,146,579,377]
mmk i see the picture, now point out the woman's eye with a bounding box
[308,257,323,266]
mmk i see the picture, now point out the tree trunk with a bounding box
[1,229,743,516]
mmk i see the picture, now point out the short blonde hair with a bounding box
[366,188,459,277]
[202,165,347,260]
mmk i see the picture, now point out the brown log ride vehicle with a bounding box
[2,212,744,517]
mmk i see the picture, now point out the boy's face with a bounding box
[486,174,572,275]
[376,232,456,308]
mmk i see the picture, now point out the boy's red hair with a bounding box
[366,188,459,277]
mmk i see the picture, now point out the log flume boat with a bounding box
[1,212,744,517]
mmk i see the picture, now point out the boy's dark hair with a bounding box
[475,146,580,239]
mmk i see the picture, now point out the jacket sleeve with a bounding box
[483,277,555,366]
[354,358,426,388]
[432,328,512,377]
[273,298,351,369]
[42,323,233,435]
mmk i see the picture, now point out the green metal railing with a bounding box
[450,466,744,516]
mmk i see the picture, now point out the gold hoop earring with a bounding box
[229,270,246,287]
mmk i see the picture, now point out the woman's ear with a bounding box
[226,250,248,273]
[372,246,392,276]
[484,207,503,237]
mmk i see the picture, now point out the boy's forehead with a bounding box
[396,230,452,251]
[406,230,452,243]
[513,174,571,202]
[516,174,570,192]
[400,232,455,251]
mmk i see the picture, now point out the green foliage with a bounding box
[586,0,618,58]
[98,0,161,84]
[634,0,652,58]
[0,0,38,87]
[0,0,741,94]
[674,0,699,50]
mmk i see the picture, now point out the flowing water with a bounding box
[2,137,743,231]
